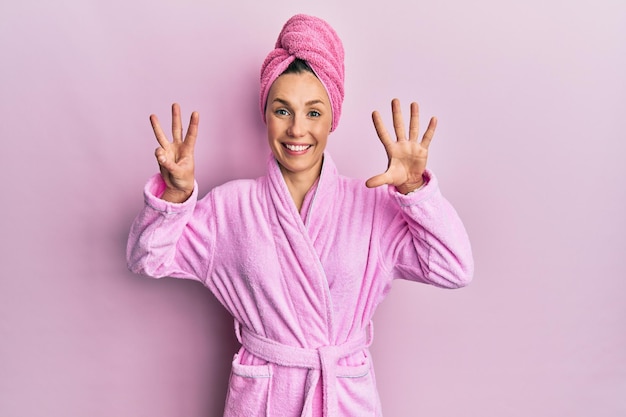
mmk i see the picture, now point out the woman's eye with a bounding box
[309,110,321,117]
[275,109,289,116]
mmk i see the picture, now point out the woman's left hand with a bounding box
[366,98,437,194]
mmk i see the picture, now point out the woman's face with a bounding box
[265,71,332,181]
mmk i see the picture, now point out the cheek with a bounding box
[320,115,332,134]
[265,116,278,136]
[266,119,285,149]
[313,122,331,139]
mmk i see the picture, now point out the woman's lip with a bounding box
[283,143,313,153]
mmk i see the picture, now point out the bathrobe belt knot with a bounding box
[236,321,374,417]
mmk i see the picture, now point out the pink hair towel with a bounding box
[259,14,345,132]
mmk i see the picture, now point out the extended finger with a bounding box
[150,114,171,150]
[391,98,407,141]
[420,116,437,149]
[171,103,184,143]
[365,172,393,189]
[408,102,420,141]
[372,110,393,148]
[182,111,200,154]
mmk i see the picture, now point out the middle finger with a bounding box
[391,98,407,141]
[171,103,183,143]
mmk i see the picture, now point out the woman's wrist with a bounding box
[397,177,425,195]
[161,187,193,203]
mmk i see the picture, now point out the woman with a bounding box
[127,14,473,417]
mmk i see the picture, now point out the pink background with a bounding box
[1,0,625,416]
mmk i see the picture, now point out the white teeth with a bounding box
[285,144,311,152]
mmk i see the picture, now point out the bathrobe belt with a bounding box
[235,321,374,417]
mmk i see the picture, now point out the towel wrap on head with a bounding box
[259,14,345,132]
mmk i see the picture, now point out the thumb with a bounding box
[365,172,392,189]
[155,148,178,173]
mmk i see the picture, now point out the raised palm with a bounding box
[150,103,199,203]
[366,99,436,194]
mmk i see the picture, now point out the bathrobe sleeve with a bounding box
[379,170,474,289]
[126,174,215,283]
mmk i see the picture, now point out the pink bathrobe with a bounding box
[127,153,473,417]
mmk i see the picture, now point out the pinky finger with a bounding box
[155,148,179,175]
[155,147,168,165]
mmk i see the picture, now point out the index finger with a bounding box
[182,111,200,154]
[420,116,437,149]
[372,110,393,148]
[149,114,171,150]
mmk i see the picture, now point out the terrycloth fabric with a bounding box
[260,14,345,131]
[127,153,474,417]
[236,320,373,417]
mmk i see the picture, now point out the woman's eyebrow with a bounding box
[272,98,326,107]
[305,99,325,106]
[272,98,291,106]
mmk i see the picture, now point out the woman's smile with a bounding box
[283,143,313,153]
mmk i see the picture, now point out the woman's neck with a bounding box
[280,164,322,213]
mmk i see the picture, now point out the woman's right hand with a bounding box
[150,103,199,203]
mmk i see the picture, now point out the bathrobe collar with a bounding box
[266,152,339,344]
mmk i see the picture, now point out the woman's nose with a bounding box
[287,115,306,137]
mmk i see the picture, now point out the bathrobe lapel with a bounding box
[265,154,338,346]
